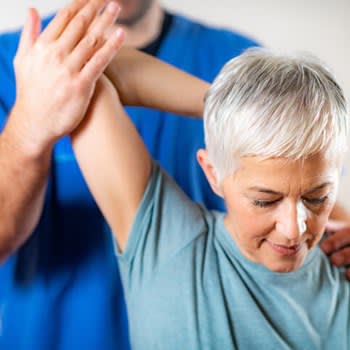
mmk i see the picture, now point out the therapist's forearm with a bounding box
[105,47,208,117]
[0,113,51,263]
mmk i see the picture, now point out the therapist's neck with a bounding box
[121,2,164,49]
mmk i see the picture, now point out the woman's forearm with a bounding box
[105,46,209,117]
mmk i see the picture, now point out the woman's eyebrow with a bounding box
[247,187,283,195]
[304,182,333,194]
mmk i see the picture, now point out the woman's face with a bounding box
[221,153,339,272]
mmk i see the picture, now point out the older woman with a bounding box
[70,46,350,349]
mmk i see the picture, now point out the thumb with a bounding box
[17,8,41,54]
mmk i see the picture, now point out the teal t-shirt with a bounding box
[116,163,350,350]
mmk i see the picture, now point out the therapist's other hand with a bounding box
[321,220,350,280]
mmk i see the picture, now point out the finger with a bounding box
[321,228,350,254]
[69,2,121,71]
[39,0,85,43]
[56,0,109,55]
[81,28,125,82]
[17,8,41,54]
[330,247,350,266]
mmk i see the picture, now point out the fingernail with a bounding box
[106,1,120,14]
[115,28,125,40]
[27,8,34,22]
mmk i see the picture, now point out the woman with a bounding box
[71,47,350,349]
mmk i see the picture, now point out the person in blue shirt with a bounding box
[0,2,129,349]
[72,45,350,349]
[0,0,350,349]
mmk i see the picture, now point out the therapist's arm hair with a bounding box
[105,46,209,117]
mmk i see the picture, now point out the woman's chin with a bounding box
[263,254,307,273]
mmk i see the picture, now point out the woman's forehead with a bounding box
[232,154,339,192]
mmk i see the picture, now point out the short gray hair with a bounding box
[204,48,349,183]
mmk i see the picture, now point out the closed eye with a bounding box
[253,195,329,208]
[302,196,328,206]
[253,199,279,208]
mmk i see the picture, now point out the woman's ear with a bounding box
[196,149,223,197]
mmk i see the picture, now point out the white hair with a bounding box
[204,48,349,183]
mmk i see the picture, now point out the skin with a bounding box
[0,0,124,262]
[197,150,339,272]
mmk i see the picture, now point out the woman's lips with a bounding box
[266,240,303,256]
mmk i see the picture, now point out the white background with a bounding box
[1,0,350,209]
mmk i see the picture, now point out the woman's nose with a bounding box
[276,201,308,241]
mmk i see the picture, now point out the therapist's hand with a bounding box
[11,0,124,155]
[321,220,350,280]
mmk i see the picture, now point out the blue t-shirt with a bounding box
[117,162,350,350]
[0,14,259,350]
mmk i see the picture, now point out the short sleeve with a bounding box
[116,161,207,287]
[0,99,8,132]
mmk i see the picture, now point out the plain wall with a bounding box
[1,0,350,210]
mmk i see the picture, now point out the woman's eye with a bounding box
[253,200,277,208]
[303,196,328,206]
